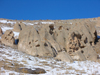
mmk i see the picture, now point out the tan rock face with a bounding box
[1,30,15,47]
[0,27,3,35]
[94,39,100,55]
[55,52,73,62]
[18,20,98,62]
[82,44,97,61]
[13,22,26,32]
[18,26,54,57]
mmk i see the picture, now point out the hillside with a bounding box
[0,17,100,75]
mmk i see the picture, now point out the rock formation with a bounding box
[13,22,26,32]
[18,20,98,62]
[0,27,3,35]
[1,30,15,47]
[0,17,99,62]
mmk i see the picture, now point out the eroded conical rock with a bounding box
[1,30,15,47]
[18,26,55,57]
[13,22,26,32]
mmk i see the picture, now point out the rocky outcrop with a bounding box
[94,39,100,55]
[96,17,100,27]
[18,20,98,62]
[13,22,26,32]
[0,27,3,35]
[1,30,15,47]
[18,26,55,57]
[82,44,97,61]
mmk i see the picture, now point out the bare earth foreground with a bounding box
[0,18,100,75]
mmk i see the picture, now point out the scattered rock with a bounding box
[9,73,15,75]
[16,68,46,74]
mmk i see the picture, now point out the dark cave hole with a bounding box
[15,39,19,45]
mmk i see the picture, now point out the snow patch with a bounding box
[13,32,20,38]
[0,20,16,24]
[41,22,54,24]
[1,27,13,32]
[22,22,34,25]
[70,22,73,24]
[34,22,39,24]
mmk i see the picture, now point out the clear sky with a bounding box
[0,0,100,20]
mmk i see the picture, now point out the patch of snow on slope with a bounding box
[1,27,13,32]
[41,22,54,24]
[34,22,39,24]
[0,45,100,75]
[22,22,34,25]
[13,32,20,38]
[0,20,16,24]
[70,22,73,24]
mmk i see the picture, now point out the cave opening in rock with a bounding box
[49,24,54,31]
[49,24,54,35]
[15,39,19,45]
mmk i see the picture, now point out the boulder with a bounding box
[1,30,15,47]
[82,44,97,61]
[55,52,73,62]
[71,50,86,61]
[16,68,46,74]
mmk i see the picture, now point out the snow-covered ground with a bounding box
[0,45,100,75]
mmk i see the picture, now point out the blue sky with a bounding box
[0,0,100,20]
